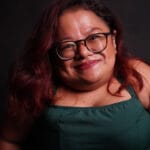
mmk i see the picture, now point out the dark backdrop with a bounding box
[0,0,150,116]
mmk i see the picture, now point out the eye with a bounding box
[87,34,105,42]
[89,35,98,40]
[60,42,75,50]
[87,34,103,41]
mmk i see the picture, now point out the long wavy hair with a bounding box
[6,0,143,119]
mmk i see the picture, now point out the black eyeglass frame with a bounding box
[56,32,112,61]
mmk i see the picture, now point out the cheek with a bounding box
[105,40,117,59]
[56,61,73,77]
[60,61,71,71]
[103,48,116,60]
[101,45,117,71]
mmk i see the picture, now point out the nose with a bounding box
[75,41,93,59]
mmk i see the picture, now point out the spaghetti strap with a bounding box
[126,86,138,100]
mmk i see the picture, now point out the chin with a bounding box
[63,77,102,91]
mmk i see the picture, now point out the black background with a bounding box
[0,0,150,115]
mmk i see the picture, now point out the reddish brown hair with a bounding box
[6,0,143,119]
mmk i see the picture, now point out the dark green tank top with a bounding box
[24,87,150,150]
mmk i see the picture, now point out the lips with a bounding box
[75,60,99,70]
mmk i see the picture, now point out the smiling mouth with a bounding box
[75,60,100,70]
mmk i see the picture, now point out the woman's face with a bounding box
[55,8,117,91]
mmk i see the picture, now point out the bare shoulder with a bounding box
[130,59,150,75]
[129,59,150,109]
[130,59,150,84]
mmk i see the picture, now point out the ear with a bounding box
[112,30,117,50]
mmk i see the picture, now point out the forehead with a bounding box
[57,8,110,38]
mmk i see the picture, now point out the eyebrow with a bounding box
[59,27,104,43]
[85,27,104,34]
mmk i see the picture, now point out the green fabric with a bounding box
[24,87,150,150]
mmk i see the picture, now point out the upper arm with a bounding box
[0,139,21,150]
[0,121,21,150]
[0,114,34,149]
[134,60,150,94]
[131,59,150,108]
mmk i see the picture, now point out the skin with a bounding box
[129,60,150,109]
[53,8,150,108]
[1,6,150,150]
[0,8,121,150]
[56,8,117,91]
[53,8,133,107]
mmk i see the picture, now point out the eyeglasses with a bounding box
[56,32,112,60]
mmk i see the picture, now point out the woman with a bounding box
[0,0,150,149]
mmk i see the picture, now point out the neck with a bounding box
[53,79,120,107]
